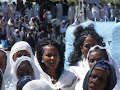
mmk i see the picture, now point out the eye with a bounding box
[89,59,94,63]
[84,45,91,49]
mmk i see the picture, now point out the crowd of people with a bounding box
[0,0,120,90]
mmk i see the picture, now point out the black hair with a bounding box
[36,38,65,79]
[69,27,104,66]
[88,46,109,61]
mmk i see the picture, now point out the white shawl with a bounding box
[34,57,79,90]
[10,41,34,66]
[22,79,54,90]
[0,49,12,89]
[7,56,40,90]
[75,45,120,90]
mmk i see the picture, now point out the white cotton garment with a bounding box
[0,49,12,89]
[34,56,79,90]
[7,56,41,90]
[10,41,34,66]
[22,79,54,90]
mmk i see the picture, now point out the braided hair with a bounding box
[36,38,65,79]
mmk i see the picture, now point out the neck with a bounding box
[47,69,57,78]
[47,69,58,84]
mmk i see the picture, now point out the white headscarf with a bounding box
[8,56,40,90]
[0,49,12,89]
[75,45,120,90]
[86,45,120,90]
[10,41,34,66]
[22,79,54,90]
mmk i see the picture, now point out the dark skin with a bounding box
[42,45,60,84]
[13,50,31,61]
[88,68,109,90]
[80,35,98,59]
[0,51,6,73]
[17,61,34,79]
[88,50,106,68]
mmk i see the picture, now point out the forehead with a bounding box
[92,68,109,77]
[84,35,97,43]
[18,61,31,68]
[89,50,103,57]
[43,45,58,52]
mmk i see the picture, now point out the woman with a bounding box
[7,56,40,90]
[0,49,11,89]
[69,28,104,79]
[75,45,120,90]
[10,41,34,66]
[83,60,117,90]
[35,38,79,90]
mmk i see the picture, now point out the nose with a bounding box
[92,78,99,85]
[50,56,56,61]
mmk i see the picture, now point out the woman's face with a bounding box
[88,68,108,90]
[13,50,31,61]
[17,61,34,79]
[42,45,60,70]
[0,51,6,73]
[80,35,97,58]
[88,50,106,68]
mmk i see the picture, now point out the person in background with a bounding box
[69,27,104,80]
[0,49,11,89]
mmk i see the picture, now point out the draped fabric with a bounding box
[83,60,117,90]
[7,56,40,90]
[34,57,79,90]
[75,45,120,90]
[0,49,12,89]
[10,41,34,66]
[22,79,54,90]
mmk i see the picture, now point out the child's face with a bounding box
[88,50,106,68]
[88,68,108,90]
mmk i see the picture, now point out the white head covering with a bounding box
[0,49,12,89]
[75,45,120,90]
[86,45,120,89]
[10,41,34,66]
[7,56,40,90]
[11,56,40,85]
[22,79,54,90]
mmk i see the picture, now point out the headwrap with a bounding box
[22,79,54,90]
[17,75,35,90]
[87,45,120,84]
[11,56,40,85]
[0,49,12,89]
[83,60,117,90]
[10,41,34,66]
